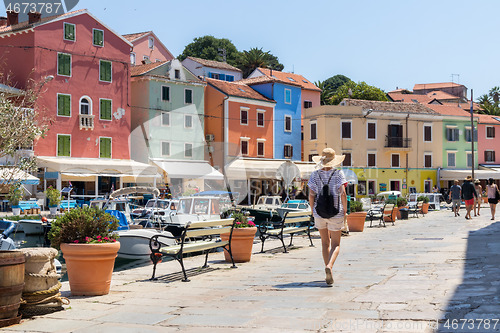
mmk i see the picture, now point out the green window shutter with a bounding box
[100,138,111,158]
[58,54,71,76]
[64,23,74,41]
[93,30,103,46]
[100,61,111,82]
[57,94,70,116]
[185,89,192,104]
[100,99,112,120]
[57,135,70,156]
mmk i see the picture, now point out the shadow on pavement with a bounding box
[439,222,500,332]
[273,281,331,289]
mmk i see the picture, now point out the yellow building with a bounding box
[303,99,444,197]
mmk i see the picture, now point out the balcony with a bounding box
[79,114,95,130]
[385,136,412,150]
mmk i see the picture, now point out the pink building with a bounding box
[123,31,174,65]
[0,10,157,196]
[477,114,500,165]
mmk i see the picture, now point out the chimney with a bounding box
[7,11,18,26]
[0,17,7,27]
[28,12,42,24]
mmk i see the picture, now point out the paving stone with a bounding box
[7,318,95,332]
[96,311,175,325]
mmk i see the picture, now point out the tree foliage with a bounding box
[331,81,388,105]
[178,35,241,67]
[238,47,284,78]
[315,80,334,105]
[324,74,351,93]
[478,87,500,115]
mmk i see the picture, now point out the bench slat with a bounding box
[185,226,232,238]
[267,226,309,236]
[285,211,312,218]
[160,240,229,255]
[187,218,234,229]
[283,216,311,224]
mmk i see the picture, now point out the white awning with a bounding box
[225,158,316,180]
[36,157,159,178]
[439,169,500,181]
[151,159,223,180]
[0,168,39,185]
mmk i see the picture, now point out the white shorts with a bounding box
[314,216,344,231]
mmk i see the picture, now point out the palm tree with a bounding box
[478,87,500,115]
[237,48,284,78]
[315,80,334,105]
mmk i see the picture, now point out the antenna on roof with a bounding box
[218,48,227,63]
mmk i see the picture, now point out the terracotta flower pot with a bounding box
[346,212,367,232]
[422,203,429,214]
[61,242,120,296]
[396,206,408,219]
[384,208,397,222]
[221,227,257,263]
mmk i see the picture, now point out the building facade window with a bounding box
[99,60,112,82]
[284,89,291,104]
[57,134,71,157]
[448,152,456,167]
[467,152,473,167]
[485,150,496,162]
[63,22,75,41]
[284,144,293,158]
[368,180,377,195]
[424,153,432,168]
[148,36,154,49]
[161,112,170,126]
[79,97,91,115]
[367,153,376,167]
[57,53,71,76]
[240,108,248,125]
[367,122,376,140]
[184,89,193,104]
[486,126,495,138]
[465,127,478,142]
[93,29,104,47]
[257,141,265,157]
[175,69,180,79]
[304,101,312,108]
[130,53,136,65]
[284,115,292,132]
[446,127,459,141]
[341,121,351,139]
[99,99,112,120]
[184,143,193,158]
[391,154,400,167]
[310,121,317,140]
[257,110,265,127]
[240,140,249,156]
[57,93,71,116]
[424,124,432,142]
[343,153,352,167]
[184,115,193,128]
[161,141,170,157]
[162,86,170,101]
[99,137,111,158]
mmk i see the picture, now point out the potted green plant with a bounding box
[8,186,23,216]
[396,197,408,220]
[45,186,61,215]
[346,200,367,232]
[48,207,120,296]
[221,211,257,263]
[417,195,430,214]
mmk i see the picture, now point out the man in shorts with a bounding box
[449,180,461,217]
[462,175,477,220]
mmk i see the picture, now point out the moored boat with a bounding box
[276,200,311,218]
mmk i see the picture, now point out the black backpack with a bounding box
[315,170,340,218]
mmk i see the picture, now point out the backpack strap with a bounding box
[317,169,336,188]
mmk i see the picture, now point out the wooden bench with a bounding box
[18,200,40,214]
[60,200,77,212]
[258,211,314,253]
[408,201,424,218]
[149,218,236,282]
[367,203,395,227]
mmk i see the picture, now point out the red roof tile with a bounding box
[205,78,274,103]
[253,68,321,92]
[122,31,151,42]
[130,61,166,76]
[413,82,464,91]
[476,113,500,125]
[388,92,433,104]
[186,57,242,72]
[426,90,460,100]
[426,104,472,117]
[340,99,438,115]
[239,74,303,89]
[0,9,86,35]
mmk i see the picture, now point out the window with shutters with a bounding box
[284,88,291,104]
[57,94,71,117]
[57,134,71,157]
[257,110,265,127]
[99,60,112,82]
[100,99,112,120]
[367,122,376,140]
[57,53,71,77]
[485,150,495,162]
[161,141,170,157]
[367,153,376,167]
[185,89,193,104]
[341,121,351,139]
[240,108,248,125]
[424,125,432,142]
[343,153,352,167]
[99,137,111,158]
[424,154,432,168]
[184,115,193,128]
[284,144,293,158]
[391,154,400,167]
[184,143,193,158]
[161,112,170,126]
[284,115,292,132]
[486,126,495,138]
[161,86,170,101]
[464,127,478,142]
[63,23,75,41]
[467,153,473,167]
[93,29,104,47]
[446,127,459,141]
[241,140,249,156]
[257,141,265,157]
[447,152,456,167]
[310,121,317,140]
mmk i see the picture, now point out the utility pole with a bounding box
[470,89,475,179]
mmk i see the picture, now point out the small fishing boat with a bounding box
[18,218,51,236]
[276,200,311,218]
[238,195,283,223]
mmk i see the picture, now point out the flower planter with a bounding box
[421,203,429,214]
[346,212,367,232]
[11,207,20,216]
[61,242,120,296]
[221,227,257,263]
[49,206,58,215]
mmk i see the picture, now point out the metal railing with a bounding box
[385,136,411,148]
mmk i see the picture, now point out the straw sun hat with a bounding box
[312,148,345,169]
[465,175,473,181]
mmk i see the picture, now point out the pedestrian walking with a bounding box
[461,176,477,220]
[474,179,482,217]
[449,180,461,217]
[486,178,499,220]
[308,148,347,286]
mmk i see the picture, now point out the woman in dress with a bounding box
[486,178,499,220]
[308,148,347,285]
[474,179,482,217]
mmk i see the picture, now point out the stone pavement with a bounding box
[4,206,500,333]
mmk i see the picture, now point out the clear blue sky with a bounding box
[7,0,500,98]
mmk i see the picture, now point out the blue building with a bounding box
[241,76,302,161]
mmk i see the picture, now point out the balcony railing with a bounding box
[79,114,95,130]
[385,136,411,148]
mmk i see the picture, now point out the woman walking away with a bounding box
[487,178,499,220]
[462,176,477,220]
[474,179,482,216]
[308,148,347,286]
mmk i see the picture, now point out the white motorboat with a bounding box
[276,200,311,218]
[116,228,175,260]
[18,219,46,235]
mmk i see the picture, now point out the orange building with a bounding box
[204,78,276,172]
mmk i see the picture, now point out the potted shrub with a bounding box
[48,207,120,296]
[221,211,257,263]
[45,186,61,215]
[396,197,408,220]
[346,200,367,232]
[8,186,23,216]
[417,195,430,214]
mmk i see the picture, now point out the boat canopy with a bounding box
[109,186,160,199]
